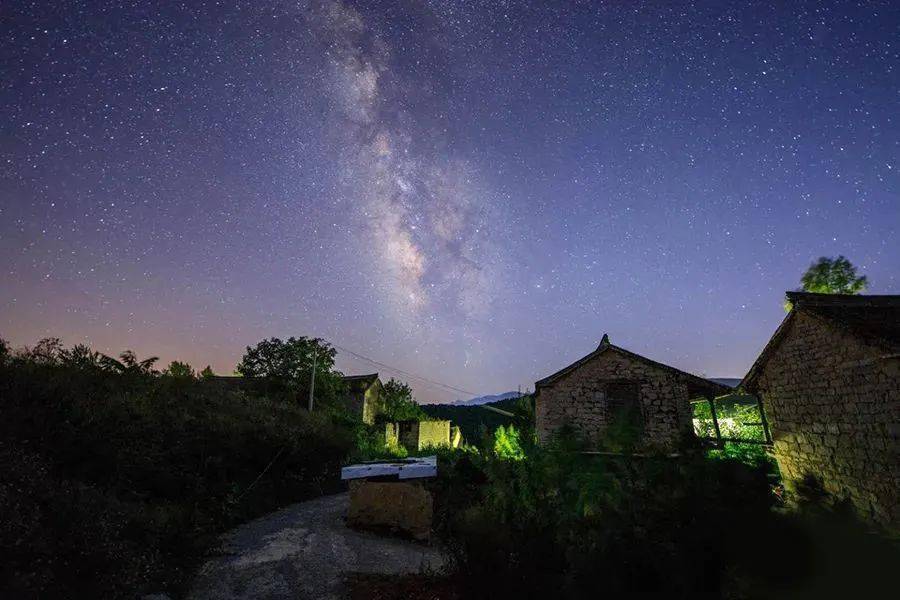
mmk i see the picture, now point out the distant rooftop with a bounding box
[342,373,381,391]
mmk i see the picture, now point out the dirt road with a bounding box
[189,492,445,600]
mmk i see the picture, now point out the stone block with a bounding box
[348,479,434,541]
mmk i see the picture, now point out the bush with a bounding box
[0,351,356,597]
[707,441,778,472]
[432,435,816,599]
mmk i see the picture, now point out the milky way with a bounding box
[1,1,898,403]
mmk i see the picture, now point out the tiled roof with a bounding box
[742,293,900,391]
[535,334,730,398]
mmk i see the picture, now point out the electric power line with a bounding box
[331,343,478,398]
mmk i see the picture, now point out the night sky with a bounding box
[2,1,898,403]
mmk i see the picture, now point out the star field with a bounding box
[1,1,898,403]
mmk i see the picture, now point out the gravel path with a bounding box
[188,492,446,600]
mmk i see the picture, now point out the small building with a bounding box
[742,292,899,527]
[341,373,384,425]
[385,420,460,453]
[535,335,730,450]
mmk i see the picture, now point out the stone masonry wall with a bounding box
[755,311,899,528]
[536,349,693,450]
[415,420,451,450]
[345,390,366,423]
[362,385,381,425]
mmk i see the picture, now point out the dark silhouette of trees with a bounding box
[236,336,344,405]
[101,350,159,375]
[163,360,195,379]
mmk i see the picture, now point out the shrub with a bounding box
[492,425,525,461]
[433,437,810,599]
[0,350,355,597]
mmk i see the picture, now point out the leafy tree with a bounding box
[785,255,867,311]
[200,365,215,379]
[163,360,195,379]
[379,378,427,422]
[101,350,159,375]
[28,337,65,364]
[0,337,9,366]
[236,336,344,404]
[60,343,106,370]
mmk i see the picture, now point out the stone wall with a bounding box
[345,390,366,423]
[347,479,433,540]
[344,385,382,425]
[394,420,452,452]
[536,349,693,450]
[362,385,381,425]
[753,310,899,527]
[415,420,451,450]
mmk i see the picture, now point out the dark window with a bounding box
[606,381,642,430]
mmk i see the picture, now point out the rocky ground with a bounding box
[189,492,446,600]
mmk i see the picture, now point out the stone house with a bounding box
[535,335,730,449]
[741,292,899,527]
[385,420,461,452]
[341,373,384,425]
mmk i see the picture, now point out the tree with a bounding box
[28,337,65,364]
[379,378,427,422]
[60,344,106,370]
[785,255,868,311]
[0,337,9,366]
[200,365,215,379]
[236,337,344,404]
[163,360,195,379]
[101,350,159,375]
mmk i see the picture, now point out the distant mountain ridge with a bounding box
[709,378,742,388]
[450,391,522,406]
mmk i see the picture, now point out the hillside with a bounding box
[421,395,529,444]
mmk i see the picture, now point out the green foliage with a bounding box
[378,378,427,422]
[432,437,796,599]
[163,360,196,379]
[785,255,868,311]
[235,336,345,404]
[433,437,897,599]
[421,395,532,446]
[707,442,776,471]
[199,365,215,379]
[492,425,525,460]
[0,338,355,597]
[354,424,408,461]
[692,395,768,443]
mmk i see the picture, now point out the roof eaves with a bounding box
[740,309,797,393]
[535,343,611,390]
[535,339,730,397]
